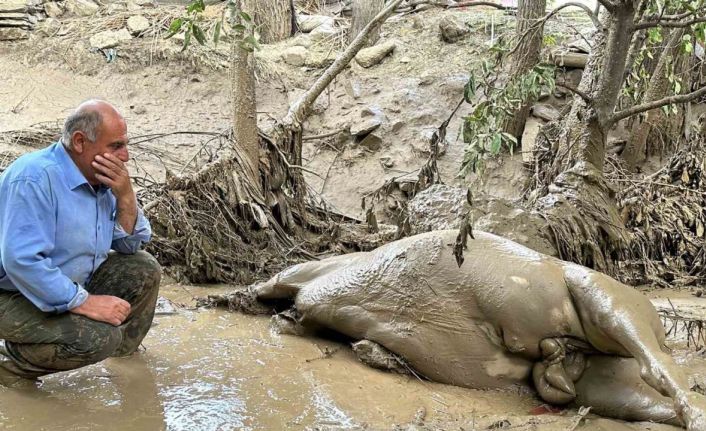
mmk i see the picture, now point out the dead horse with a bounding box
[252,230,706,430]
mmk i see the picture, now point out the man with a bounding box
[0,100,160,385]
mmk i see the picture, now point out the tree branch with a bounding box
[449,1,513,10]
[283,0,405,128]
[634,16,706,30]
[595,0,619,12]
[556,82,592,103]
[608,85,706,126]
[542,1,602,30]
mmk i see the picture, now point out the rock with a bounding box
[344,79,361,99]
[65,0,98,16]
[0,0,26,13]
[562,68,584,88]
[105,2,126,14]
[0,27,28,40]
[309,23,339,42]
[531,103,560,122]
[297,14,334,33]
[125,0,141,11]
[355,39,397,68]
[400,56,411,63]
[134,0,155,7]
[43,1,63,17]
[521,117,542,164]
[359,133,382,151]
[411,15,424,29]
[89,28,132,49]
[305,51,336,68]
[350,118,382,136]
[126,15,149,35]
[408,186,557,256]
[361,105,384,118]
[37,17,60,36]
[438,15,468,43]
[551,50,588,68]
[155,296,177,315]
[379,156,394,168]
[282,45,308,66]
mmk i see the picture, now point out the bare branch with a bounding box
[448,1,513,10]
[608,85,706,126]
[595,0,619,12]
[556,82,593,103]
[283,0,405,128]
[634,16,706,30]
[542,1,602,30]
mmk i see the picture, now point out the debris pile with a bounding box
[617,139,706,287]
[0,0,41,40]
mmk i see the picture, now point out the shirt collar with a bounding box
[53,141,90,191]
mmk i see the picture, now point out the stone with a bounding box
[0,27,28,40]
[400,56,411,63]
[126,15,149,35]
[521,117,542,164]
[359,133,382,151]
[355,39,397,68]
[65,0,99,16]
[344,80,361,99]
[305,51,336,68]
[361,105,384,118]
[551,50,588,68]
[531,103,560,122]
[106,2,126,14]
[297,14,334,33]
[309,23,339,42]
[438,15,468,43]
[350,118,382,136]
[38,17,60,36]
[89,28,132,49]
[134,0,155,7]
[282,45,308,66]
[125,0,141,11]
[379,156,394,168]
[43,1,63,17]
[407,185,556,255]
[0,0,26,13]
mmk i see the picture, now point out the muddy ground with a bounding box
[1,1,706,430]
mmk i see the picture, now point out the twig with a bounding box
[608,85,706,126]
[556,82,592,103]
[302,129,344,141]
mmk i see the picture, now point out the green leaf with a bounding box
[240,11,252,22]
[165,18,183,38]
[182,28,191,51]
[233,24,246,32]
[490,134,502,153]
[464,74,475,103]
[193,24,206,45]
[213,21,222,45]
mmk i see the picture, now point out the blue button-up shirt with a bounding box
[0,142,152,313]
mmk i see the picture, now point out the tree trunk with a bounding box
[534,3,638,274]
[503,0,547,140]
[349,0,385,45]
[243,0,294,43]
[622,28,688,169]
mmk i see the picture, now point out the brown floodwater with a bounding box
[0,282,700,431]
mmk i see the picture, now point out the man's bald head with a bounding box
[61,100,125,149]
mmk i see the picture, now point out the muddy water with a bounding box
[0,283,698,431]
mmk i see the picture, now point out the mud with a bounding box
[0,281,697,430]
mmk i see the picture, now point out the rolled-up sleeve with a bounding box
[0,177,88,313]
[111,207,151,254]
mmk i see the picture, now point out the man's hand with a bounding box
[70,294,131,326]
[92,153,138,234]
[92,153,133,200]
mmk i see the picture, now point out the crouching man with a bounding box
[0,100,160,384]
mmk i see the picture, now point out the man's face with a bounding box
[72,114,129,185]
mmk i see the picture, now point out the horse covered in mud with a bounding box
[247,230,706,430]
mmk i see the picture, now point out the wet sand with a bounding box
[0,282,699,431]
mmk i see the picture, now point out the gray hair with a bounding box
[61,107,102,149]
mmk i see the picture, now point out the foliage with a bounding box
[165,0,261,52]
[460,56,555,176]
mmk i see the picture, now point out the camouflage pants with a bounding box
[0,251,161,379]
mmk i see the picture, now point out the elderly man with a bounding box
[0,100,160,384]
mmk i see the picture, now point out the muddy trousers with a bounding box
[0,251,161,379]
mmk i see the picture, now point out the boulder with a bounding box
[438,15,468,43]
[298,14,334,33]
[43,1,63,17]
[0,0,26,13]
[355,39,396,68]
[551,49,588,68]
[407,185,557,256]
[281,45,308,66]
[126,15,149,35]
[65,0,99,16]
[309,23,339,42]
[531,103,560,122]
[359,133,382,151]
[89,28,132,49]
[38,17,60,36]
[350,117,382,136]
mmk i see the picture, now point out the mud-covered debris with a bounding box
[126,15,150,36]
[355,39,397,68]
[297,14,334,33]
[89,28,132,49]
[155,296,177,315]
[282,45,308,67]
[438,15,468,43]
[65,0,98,16]
[351,340,410,374]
